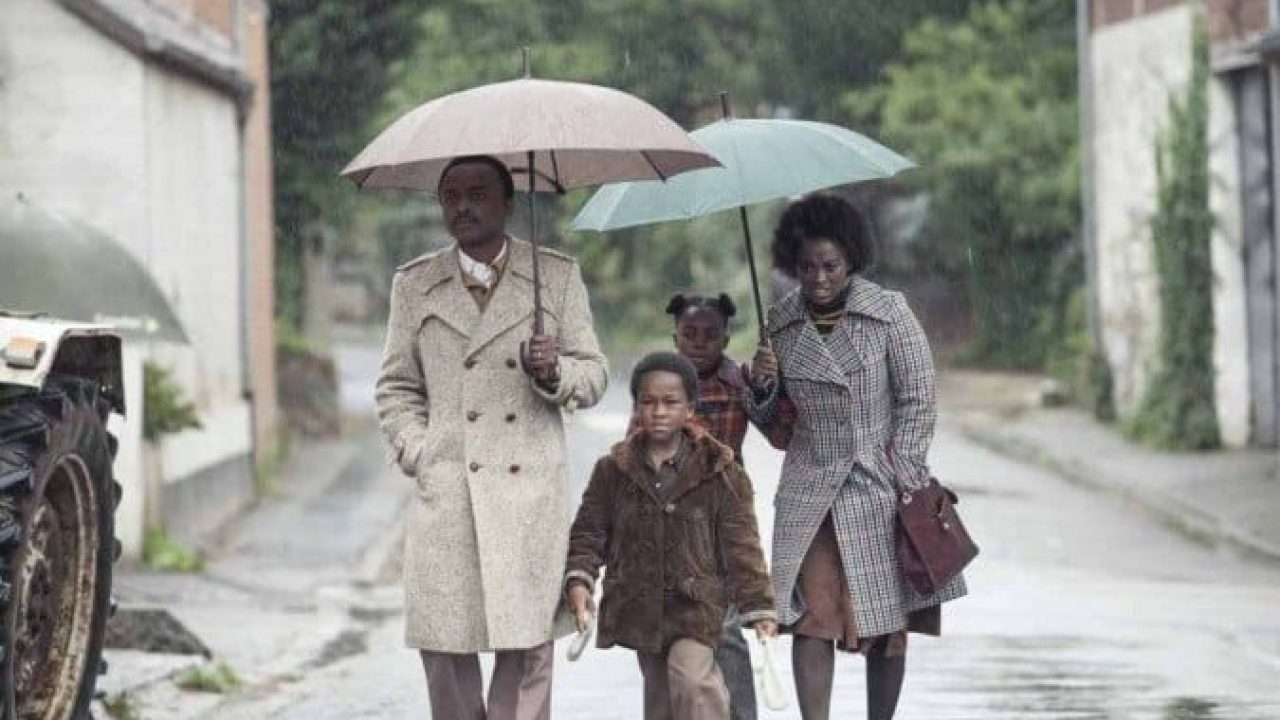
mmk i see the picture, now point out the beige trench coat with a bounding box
[376,237,608,652]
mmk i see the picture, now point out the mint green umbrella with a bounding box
[571,95,914,335]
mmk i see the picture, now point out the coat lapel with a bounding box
[663,428,733,504]
[413,248,478,338]
[466,238,550,359]
[771,277,895,385]
[770,291,848,386]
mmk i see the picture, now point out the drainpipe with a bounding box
[1077,0,1104,357]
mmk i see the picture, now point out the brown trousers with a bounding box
[636,639,730,720]
[419,642,553,720]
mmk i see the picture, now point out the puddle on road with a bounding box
[924,634,1280,719]
[305,629,369,670]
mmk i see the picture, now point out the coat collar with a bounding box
[610,424,734,503]
[768,275,895,334]
[704,357,746,389]
[410,236,550,357]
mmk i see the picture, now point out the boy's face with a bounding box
[673,307,729,375]
[635,370,695,444]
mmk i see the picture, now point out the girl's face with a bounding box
[635,370,695,445]
[673,307,729,375]
[796,238,851,307]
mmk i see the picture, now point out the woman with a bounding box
[746,194,966,720]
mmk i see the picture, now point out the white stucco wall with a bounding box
[1207,77,1251,448]
[0,0,251,554]
[1091,6,1192,416]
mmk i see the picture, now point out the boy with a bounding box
[565,352,777,720]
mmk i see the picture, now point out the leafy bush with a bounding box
[142,362,201,441]
[176,662,241,694]
[143,529,204,573]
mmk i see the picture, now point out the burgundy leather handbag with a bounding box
[894,477,978,595]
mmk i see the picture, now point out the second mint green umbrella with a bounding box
[571,95,915,335]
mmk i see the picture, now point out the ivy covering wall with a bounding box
[1125,15,1220,450]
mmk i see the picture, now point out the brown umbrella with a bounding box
[341,64,719,331]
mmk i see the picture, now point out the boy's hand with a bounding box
[567,583,596,632]
[753,619,778,639]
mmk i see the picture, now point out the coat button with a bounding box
[506,358,518,369]
[505,413,517,423]
[509,464,520,474]
[467,410,480,422]
[464,358,477,369]
[664,503,676,514]
[469,462,481,472]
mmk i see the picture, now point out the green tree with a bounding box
[766,0,979,125]
[849,0,1080,368]
[270,0,427,329]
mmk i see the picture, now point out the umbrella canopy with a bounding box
[341,77,720,193]
[570,105,915,337]
[0,195,188,343]
[571,117,915,231]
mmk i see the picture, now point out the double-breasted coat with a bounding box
[746,276,966,638]
[376,237,608,652]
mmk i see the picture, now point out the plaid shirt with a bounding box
[629,357,793,460]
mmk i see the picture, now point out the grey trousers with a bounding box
[716,622,757,720]
[636,639,731,720]
[419,642,553,720]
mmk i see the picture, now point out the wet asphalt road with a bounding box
[210,343,1280,719]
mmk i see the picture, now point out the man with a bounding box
[376,155,608,720]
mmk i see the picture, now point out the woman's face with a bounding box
[796,238,851,306]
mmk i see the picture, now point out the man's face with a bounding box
[438,162,513,250]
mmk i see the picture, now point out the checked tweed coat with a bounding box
[746,276,966,638]
[376,237,608,652]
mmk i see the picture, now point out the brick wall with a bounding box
[1208,0,1271,42]
[1092,0,1271,42]
[150,0,236,40]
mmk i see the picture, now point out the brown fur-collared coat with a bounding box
[376,237,608,652]
[564,426,776,652]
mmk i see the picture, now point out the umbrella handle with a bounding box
[737,206,768,340]
[528,150,545,335]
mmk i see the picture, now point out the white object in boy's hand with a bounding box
[567,612,595,662]
[752,634,789,711]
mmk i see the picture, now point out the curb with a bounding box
[955,416,1280,566]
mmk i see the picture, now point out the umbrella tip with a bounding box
[522,47,531,78]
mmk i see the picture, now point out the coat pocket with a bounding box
[682,508,716,565]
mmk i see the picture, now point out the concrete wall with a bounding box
[0,0,260,554]
[1091,5,1194,416]
[1089,1,1267,447]
[1208,76,1252,447]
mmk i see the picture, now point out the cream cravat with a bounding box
[458,241,508,290]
